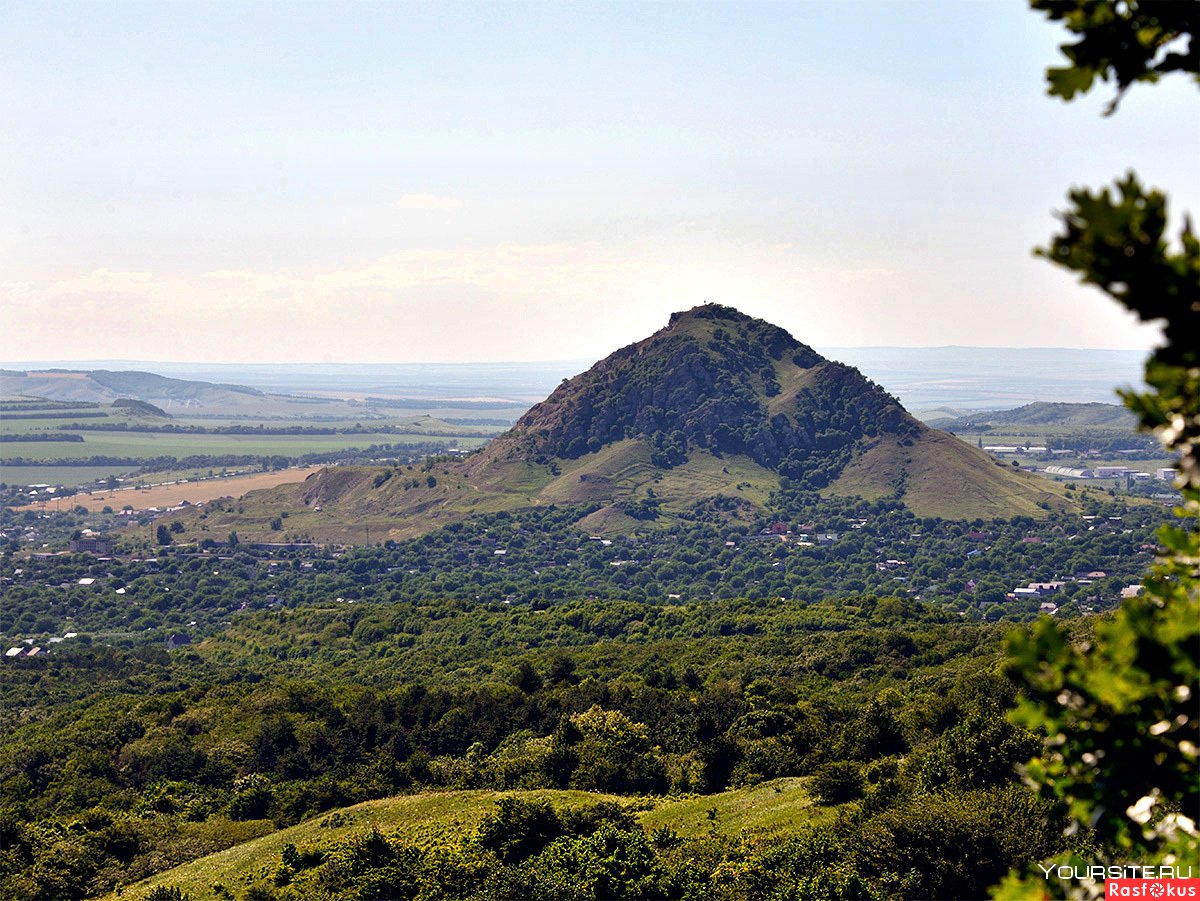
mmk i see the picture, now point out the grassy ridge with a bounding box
[829,430,1072,519]
[110,779,821,901]
[931,402,1135,430]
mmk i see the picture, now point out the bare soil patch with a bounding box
[17,467,318,511]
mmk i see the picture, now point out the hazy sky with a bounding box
[3,0,1197,364]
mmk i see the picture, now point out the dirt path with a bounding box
[16,466,319,511]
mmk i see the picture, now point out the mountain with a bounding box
[166,306,1071,542]
[930,401,1137,431]
[473,304,907,479]
[0,368,265,410]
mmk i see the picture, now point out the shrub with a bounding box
[809,760,863,805]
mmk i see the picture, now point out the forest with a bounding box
[0,477,1185,899]
[0,586,1063,900]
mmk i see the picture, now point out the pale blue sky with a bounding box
[3,0,1197,363]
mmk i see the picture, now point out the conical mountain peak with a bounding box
[174,305,1074,541]
[481,306,912,489]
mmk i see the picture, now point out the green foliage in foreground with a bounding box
[1031,0,1199,114]
[996,7,1200,896]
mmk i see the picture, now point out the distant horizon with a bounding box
[0,344,1153,371]
[1,344,1146,414]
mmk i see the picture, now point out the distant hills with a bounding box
[0,368,264,410]
[825,346,1143,413]
[110,397,171,418]
[3,347,1144,415]
[930,401,1136,431]
[170,305,1070,542]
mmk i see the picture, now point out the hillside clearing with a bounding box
[109,779,822,901]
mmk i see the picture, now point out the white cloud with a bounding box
[396,193,464,210]
[0,238,1162,364]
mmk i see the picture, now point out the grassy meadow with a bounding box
[110,779,823,901]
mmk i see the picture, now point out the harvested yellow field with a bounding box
[16,466,319,511]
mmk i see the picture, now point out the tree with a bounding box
[156,524,172,546]
[999,3,1200,894]
[809,760,864,805]
[1031,0,1199,114]
[559,706,668,794]
[146,888,191,901]
[476,797,563,863]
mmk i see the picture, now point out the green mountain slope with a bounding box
[474,304,909,481]
[160,305,1073,543]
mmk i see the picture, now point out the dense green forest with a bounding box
[1,588,1068,900]
[0,483,1172,900]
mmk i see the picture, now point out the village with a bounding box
[1,492,1165,667]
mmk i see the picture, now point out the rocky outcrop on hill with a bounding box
[485,304,918,489]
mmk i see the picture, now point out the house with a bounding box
[166,633,192,650]
[70,533,115,555]
[1028,581,1067,594]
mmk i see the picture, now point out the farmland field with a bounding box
[0,430,490,461]
[13,466,321,511]
[0,464,281,490]
[1,393,506,498]
[0,465,136,488]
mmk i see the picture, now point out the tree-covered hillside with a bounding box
[1,591,1061,901]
